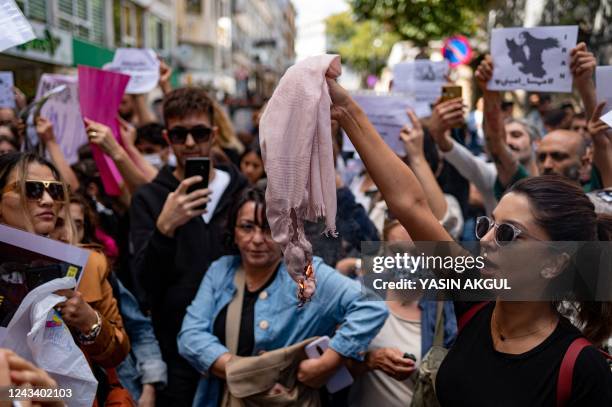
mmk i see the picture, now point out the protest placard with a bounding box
[0,224,90,334]
[393,60,449,103]
[596,66,612,115]
[35,74,88,164]
[0,71,15,108]
[488,26,578,92]
[105,48,160,94]
[601,110,612,129]
[78,66,130,196]
[0,0,35,52]
[351,93,430,155]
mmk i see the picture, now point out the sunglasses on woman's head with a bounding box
[475,216,541,247]
[3,180,66,202]
[167,125,212,145]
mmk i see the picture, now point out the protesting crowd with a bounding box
[1,21,612,407]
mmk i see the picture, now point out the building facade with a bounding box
[1,0,176,96]
[1,0,297,99]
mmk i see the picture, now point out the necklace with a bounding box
[492,309,552,341]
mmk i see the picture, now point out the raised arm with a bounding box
[588,102,612,188]
[158,58,173,96]
[117,117,158,182]
[84,118,150,193]
[571,43,597,119]
[327,78,452,242]
[475,56,519,187]
[401,110,447,220]
[131,94,157,126]
[35,116,80,192]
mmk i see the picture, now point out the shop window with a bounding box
[186,0,202,14]
[114,0,144,48]
[57,0,105,45]
[15,0,47,23]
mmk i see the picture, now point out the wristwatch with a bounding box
[77,311,102,345]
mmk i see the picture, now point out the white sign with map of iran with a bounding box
[488,26,578,93]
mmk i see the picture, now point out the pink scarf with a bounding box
[260,55,341,305]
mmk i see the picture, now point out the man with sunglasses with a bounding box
[130,87,248,406]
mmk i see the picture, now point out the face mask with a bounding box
[143,153,164,169]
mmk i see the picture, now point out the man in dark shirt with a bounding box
[130,88,247,405]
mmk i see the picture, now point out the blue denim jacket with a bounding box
[418,299,457,356]
[115,279,167,400]
[178,255,389,407]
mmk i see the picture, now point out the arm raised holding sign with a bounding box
[570,42,597,119]
[35,116,80,192]
[475,56,521,187]
[588,102,612,188]
[401,110,448,220]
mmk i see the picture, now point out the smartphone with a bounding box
[184,158,210,210]
[441,85,462,102]
[596,190,612,203]
[305,336,354,393]
[403,352,417,362]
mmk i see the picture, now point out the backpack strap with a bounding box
[556,337,590,407]
[432,301,446,347]
[457,301,490,333]
[556,337,612,407]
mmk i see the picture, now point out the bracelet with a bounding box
[77,311,102,345]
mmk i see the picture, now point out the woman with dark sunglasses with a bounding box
[0,152,130,386]
[326,79,612,406]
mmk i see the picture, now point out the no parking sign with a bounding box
[443,35,473,67]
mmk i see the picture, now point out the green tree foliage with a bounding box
[326,11,401,75]
[349,0,488,45]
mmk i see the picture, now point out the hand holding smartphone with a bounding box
[441,85,462,102]
[304,336,354,393]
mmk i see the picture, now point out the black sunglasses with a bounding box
[167,125,212,145]
[3,180,66,202]
[475,216,541,247]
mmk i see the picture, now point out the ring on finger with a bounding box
[87,130,98,138]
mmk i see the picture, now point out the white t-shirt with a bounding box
[201,169,230,224]
[348,311,422,407]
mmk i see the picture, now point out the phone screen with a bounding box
[184,158,210,210]
[441,85,462,102]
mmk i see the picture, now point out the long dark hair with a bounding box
[509,175,612,344]
[225,186,268,252]
[69,192,100,244]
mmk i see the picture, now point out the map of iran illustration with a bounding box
[488,26,578,93]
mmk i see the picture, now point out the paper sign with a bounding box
[0,224,90,333]
[351,93,430,155]
[0,71,15,108]
[488,26,578,93]
[105,48,160,94]
[596,66,612,115]
[35,74,88,165]
[78,66,130,196]
[393,60,449,103]
[0,0,35,52]
[601,110,612,128]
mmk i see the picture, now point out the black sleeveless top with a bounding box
[436,302,612,406]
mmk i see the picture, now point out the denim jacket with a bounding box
[115,279,167,400]
[418,299,457,356]
[178,255,389,407]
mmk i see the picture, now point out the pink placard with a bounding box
[77,66,130,196]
